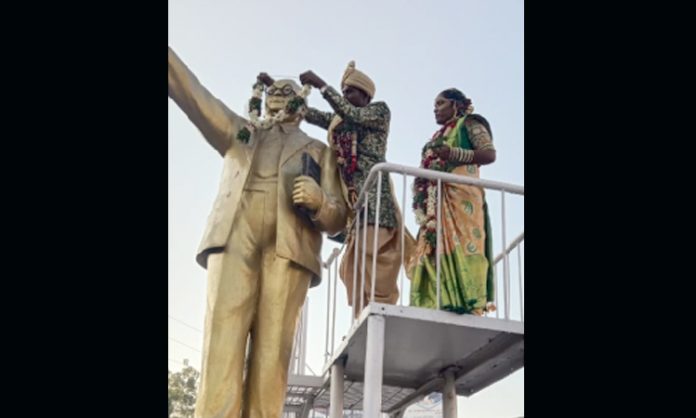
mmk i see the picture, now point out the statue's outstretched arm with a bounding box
[168,46,247,156]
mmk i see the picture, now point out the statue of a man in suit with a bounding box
[168,46,347,418]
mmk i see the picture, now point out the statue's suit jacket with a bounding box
[168,47,347,286]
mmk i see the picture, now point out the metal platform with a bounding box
[286,302,524,416]
[314,380,416,411]
[285,375,418,413]
[284,374,327,415]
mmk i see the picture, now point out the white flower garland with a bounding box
[248,82,312,130]
[413,105,475,254]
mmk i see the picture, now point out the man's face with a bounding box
[342,85,370,107]
[265,80,298,113]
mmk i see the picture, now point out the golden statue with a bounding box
[168,46,347,418]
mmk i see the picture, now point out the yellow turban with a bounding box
[341,61,375,99]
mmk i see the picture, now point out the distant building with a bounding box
[404,392,442,418]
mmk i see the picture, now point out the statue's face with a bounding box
[265,80,298,114]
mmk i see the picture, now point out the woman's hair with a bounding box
[439,88,472,118]
[439,88,493,138]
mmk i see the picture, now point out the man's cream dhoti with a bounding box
[340,225,401,318]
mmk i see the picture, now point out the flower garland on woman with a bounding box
[412,107,472,254]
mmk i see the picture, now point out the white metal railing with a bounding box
[285,162,523,418]
[287,162,524,381]
[493,232,524,321]
[320,162,524,368]
[288,300,309,375]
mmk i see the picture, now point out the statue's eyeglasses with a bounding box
[266,85,296,96]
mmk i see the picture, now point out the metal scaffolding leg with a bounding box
[299,399,313,418]
[389,409,405,418]
[363,314,385,418]
[443,369,457,418]
[329,362,345,418]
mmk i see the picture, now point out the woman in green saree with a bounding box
[408,88,497,315]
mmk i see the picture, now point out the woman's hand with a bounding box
[432,145,451,160]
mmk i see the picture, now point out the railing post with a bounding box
[400,173,407,306]
[363,314,385,418]
[360,199,369,314]
[436,179,442,310]
[331,250,338,355]
[300,302,307,374]
[501,191,509,319]
[494,264,499,319]
[353,213,360,323]
[324,259,331,363]
[370,171,382,304]
[518,244,523,322]
[329,361,345,418]
[443,368,458,418]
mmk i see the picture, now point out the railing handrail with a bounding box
[314,161,525,373]
[323,231,524,272]
[287,160,524,418]
[494,232,524,264]
[322,247,342,268]
[354,162,525,208]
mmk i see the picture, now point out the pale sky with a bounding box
[168,1,524,417]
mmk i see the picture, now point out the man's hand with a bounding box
[257,72,275,87]
[299,71,327,89]
[293,175,323,211]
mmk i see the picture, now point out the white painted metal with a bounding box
[371,171,382,303]
[443,369,457,418]
[329,362,345,418]
[363,314,386,418]
[436,178,442,309]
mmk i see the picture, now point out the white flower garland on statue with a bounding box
[237,81,312,143]
[248,82,311,129]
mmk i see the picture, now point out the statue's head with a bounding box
[264,79,302,118]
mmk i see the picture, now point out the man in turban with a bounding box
[278,62,404,317]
